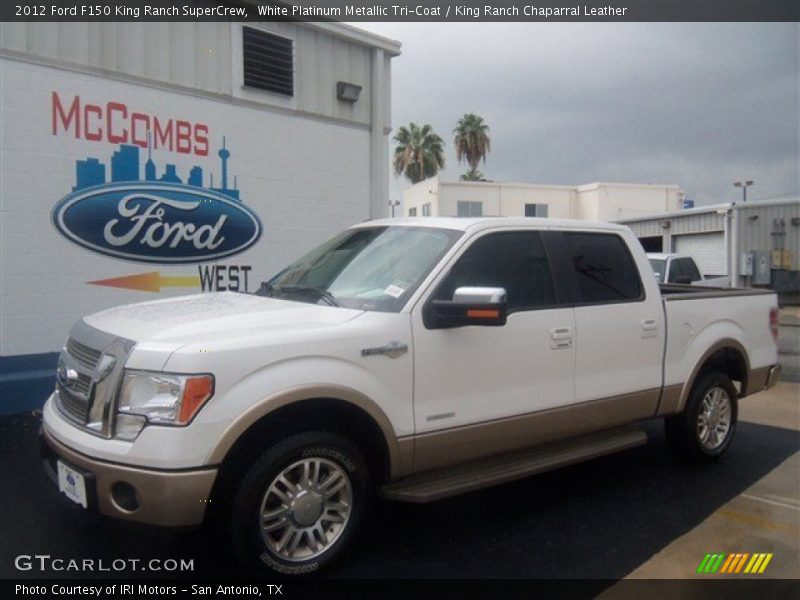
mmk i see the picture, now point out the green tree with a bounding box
[453,113,491,178]
[393,122,445,184]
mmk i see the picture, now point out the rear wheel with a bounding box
[229,431,370,576]
[665,372,738,463]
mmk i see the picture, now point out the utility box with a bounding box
[739,252,754,276]
[752,251,772,285]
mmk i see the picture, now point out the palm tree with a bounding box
[460,167,487,182]
[393,122,445,184]
[453,113,491,176]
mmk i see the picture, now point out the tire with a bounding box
[229,431,370,576]
[665,371,738,464]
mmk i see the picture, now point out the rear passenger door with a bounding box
[556,231,665,408]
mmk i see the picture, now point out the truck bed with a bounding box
[660,284,774,300]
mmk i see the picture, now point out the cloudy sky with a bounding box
[356,22,799,207]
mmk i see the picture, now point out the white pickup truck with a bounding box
[647,252,731,287]
[41,218,781,575]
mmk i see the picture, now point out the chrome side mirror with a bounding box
[425,286,508,329]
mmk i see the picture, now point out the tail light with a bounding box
[769,307,779,342]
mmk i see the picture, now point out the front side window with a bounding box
[433,231,556,312]
[565,232,643,304]
[263,226,462,312]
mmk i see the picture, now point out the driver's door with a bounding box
[410,229,576,471]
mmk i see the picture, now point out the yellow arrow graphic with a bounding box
[88,272,201,292]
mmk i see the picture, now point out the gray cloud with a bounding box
[359,22,799,206]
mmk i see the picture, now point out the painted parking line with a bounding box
[740,493,800,511]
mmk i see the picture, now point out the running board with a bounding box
[381,426,647,503]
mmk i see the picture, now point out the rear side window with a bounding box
[564,232,643,304]
[668,258,684,282]
[434,231,557,312]
[677,258,702,282]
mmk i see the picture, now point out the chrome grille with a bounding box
[56,336,101,423]
[58,387,90,422]
[72,372,92,396]
[66,337,102,370]
[55,321,135,438]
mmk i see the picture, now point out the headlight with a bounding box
[118,370,214,426]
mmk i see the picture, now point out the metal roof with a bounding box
[617,197,799,223]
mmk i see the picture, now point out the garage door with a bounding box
[674,231,727,276]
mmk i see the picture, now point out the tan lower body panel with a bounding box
[383,426,647,503]
[413,388,660,474]
[656,384,685,416]
[42,429,217,527]
[747,366,772,396]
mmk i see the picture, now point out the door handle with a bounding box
[641,319,658,339]
[550,327,573,349]
[641,319,658,331]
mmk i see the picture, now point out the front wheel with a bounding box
[229,431,370,576]
[665,372,738,463]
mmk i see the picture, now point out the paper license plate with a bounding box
[57,461,88,508]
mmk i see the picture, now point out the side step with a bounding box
[381,426,647,503]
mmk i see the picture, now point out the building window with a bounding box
[422,203,431,216]
[457,201,483,217]
[242,27,294,96]
[408,207,417,217]
[525,203,549,217]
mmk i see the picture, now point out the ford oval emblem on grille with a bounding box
[57,365,79,387]
[51,181,262,264]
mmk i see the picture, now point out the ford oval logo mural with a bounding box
[51,141,262,264]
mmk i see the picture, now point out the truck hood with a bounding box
[83,292,364,345]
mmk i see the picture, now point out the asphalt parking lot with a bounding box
[1,377,798,584]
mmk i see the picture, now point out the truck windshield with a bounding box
[649,258,666,283]
[259,226,463,312]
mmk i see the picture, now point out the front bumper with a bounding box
[40,427,217,527]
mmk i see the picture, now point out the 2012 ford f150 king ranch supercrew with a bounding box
[41,217,781,575]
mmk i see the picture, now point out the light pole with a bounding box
[733,180,753,203]
[389,199,401,218]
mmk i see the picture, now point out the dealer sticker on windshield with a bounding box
[57,461,87,508]
[384,280,408,298]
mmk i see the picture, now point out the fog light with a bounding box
[111,481,139,512]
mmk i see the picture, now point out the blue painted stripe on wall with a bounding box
[0,352,59,415]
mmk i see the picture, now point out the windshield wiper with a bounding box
[274,285,340,307]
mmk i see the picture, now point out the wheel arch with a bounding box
[677,338,750,413]
[206,386,411,512]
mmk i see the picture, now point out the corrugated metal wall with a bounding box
[737,201,800,270]
[626,210,726,239]
[0,21,378,127]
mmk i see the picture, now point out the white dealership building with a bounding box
[0,17,400,413]
[403,177,684,221]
